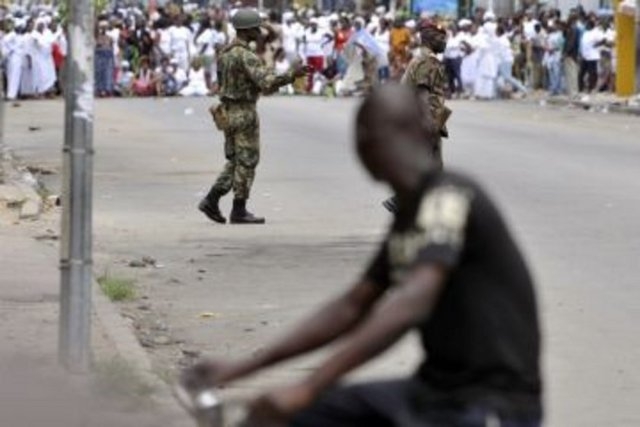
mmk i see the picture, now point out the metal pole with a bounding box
[0,48,5,161]
[59,0,95,374]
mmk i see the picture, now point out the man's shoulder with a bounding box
[423,170,482,201]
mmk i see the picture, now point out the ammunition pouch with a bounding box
[209,103,229,131]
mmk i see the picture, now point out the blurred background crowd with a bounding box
[0,0,632,101]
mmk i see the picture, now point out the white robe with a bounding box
[31,30,56,94]
[460,32,478,92]
[2,31,24,100]
[473,30,498,99]
[169,26,193,71]
[20,32,36,96]
[180,67,208,97]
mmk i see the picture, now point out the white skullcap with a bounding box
[329,13,339,21]
[283,11,295,21]
[318,16,330,28]
[14,17,27,29]
[375,5,386,14]
[405,19,416,29]
[309,17,319,24]
[483,11,496,22]
[458,18,472,27]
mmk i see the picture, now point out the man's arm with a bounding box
[193,279,385,385]
[304,264,446,394]
[248,264,448,423]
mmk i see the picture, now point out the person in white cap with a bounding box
[281,12,302,64]
[2,19,24,101]
[19,19,36,98]
[443,22,466,97]
[31,17,56,96]
[168,14,193,72]
[372,18,391,82]
[473,20,498,99]
[302,17,331,92]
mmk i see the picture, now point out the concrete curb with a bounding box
[92,280,189,425]
[543,97,640,116]
[0,150,43,219]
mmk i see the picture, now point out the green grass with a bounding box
[98,275,136,301]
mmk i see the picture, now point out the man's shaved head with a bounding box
[355,85,439,190]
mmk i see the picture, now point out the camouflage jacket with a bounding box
[218,39,295,103]
[402,47,450,136]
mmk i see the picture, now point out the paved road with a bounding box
[7,96,640,426]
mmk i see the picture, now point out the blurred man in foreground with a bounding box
[183,85,543,427]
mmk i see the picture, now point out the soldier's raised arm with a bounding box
[241,53,298,95]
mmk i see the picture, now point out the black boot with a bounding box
[382,196,399,214]
[230,199,265,224]
[198,187,227,224]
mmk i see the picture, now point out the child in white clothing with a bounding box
[180,58,209,97]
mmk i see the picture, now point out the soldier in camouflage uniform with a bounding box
[383,23,450,213]
[402,22,450,168]
[199,9,309,225]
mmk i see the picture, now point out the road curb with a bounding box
[92,281,189,424]
[0,149,43,219]
[543,97,640,116]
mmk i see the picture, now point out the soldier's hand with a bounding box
[292,64,313,78]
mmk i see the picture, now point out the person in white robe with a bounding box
[31,18,56,95]
[473,19,499,100]
[2,20,24,100]
[281,13,301,64]
[169,16,193,72]
[180,58,209,97]
[20,20,36,97]
[372,18,391,82]
[459,20,478,96]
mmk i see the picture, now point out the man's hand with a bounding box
[292,64,313,78]
[179,359,239,390]
[247,382,317,426]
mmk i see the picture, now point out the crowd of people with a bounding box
[0,1,623,102]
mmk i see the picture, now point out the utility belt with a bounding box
[220,97,257,106]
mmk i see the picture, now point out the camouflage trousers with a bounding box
[212,103,260,200]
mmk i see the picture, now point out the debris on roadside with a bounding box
[26,165,57,176]
[181,348,201,358]
[34,229,60,242]
[199,312,222,319]
[127,256,159,268]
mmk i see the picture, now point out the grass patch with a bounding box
[98,275,136,301]
[94,357,155,403]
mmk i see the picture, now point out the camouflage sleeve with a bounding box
[400,58,417,85]
[242,51,294,95]
[413,59,447,125]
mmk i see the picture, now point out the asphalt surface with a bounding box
[6,96,640,426]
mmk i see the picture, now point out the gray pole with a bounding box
[0,38,5,162]
[59,0,95,374]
